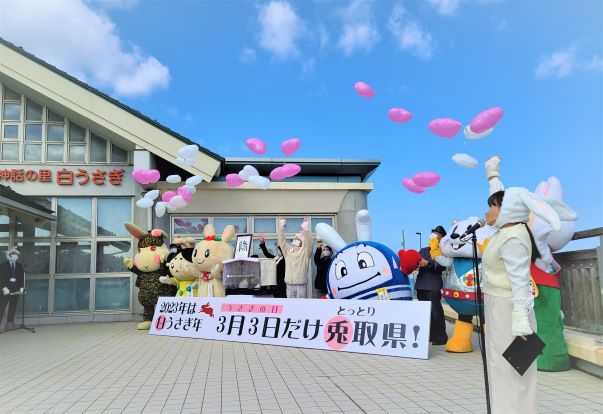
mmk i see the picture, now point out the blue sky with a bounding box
[1,0,601,251]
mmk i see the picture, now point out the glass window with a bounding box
[47,124,65,141]
[46,144,64,161]
[173,217,208,236]
[1,143,19,161]
[214,217,247,234]
[111,144,128,163]
[3,103,21,120]
[97,198,131,236]
[2,124,19,139]
[17,216,51,237]
[90,133,107,162]
[16,241,51,274]
[95,278,130,310]
[311,217,333,232]
[97,241,131,273]
[57,198,92,237]
[3,86,21,101]
[25,124,42,140]
[283,217,303,233]
[47,109,63,122]
[24,279,49,314]
[55,241,91,274]
[26,100,43,121]
[253,217,276,234]
[24,144,42,161]
[54,278,90,312]
[68,145,85,162]
[0,214,9,237]
[252,237,277,257]
[69,122,86,142]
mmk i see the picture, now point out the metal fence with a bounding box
[554,228,603,334]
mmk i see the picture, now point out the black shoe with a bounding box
[431,339,448,345]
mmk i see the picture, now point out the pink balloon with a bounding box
[162,191,177,202]
[131,169,145,184]
[354,81,375,99]
[428,118,462,138]
[246,138,267,155]
[469,107,504,134]
[402,178,425,194]
[174,219,185,226]
[226,173,245,188]
[177,186,193,202]
[269,167,287,181]
[413,172,440,187]
[282,163,301,178]
[281,138,301,157]
[388,108,412,123]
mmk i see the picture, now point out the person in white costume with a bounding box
[482,156,576,414]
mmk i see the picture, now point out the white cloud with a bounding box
[240,47,257,63]
[388,5,434,60]
[258,1,303,59]
[318,24,330,50]
[0,0,169,97]
[535,47,603,78]
[582,55,603,72]
[86,0,139,10]
[337,0,379,56]
[427,0,460,16]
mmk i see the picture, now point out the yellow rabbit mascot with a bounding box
[193,224,235,297]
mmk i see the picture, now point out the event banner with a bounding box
[150,297,431,359]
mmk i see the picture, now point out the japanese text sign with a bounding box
[150,297,431,359]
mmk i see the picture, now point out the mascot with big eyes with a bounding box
[429,217,497,353]
[316,210,420,300]
[529,177,577,371]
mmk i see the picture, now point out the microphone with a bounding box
[460,220,486,239]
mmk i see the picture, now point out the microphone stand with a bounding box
[14,290,35,333]
[469,232,490,414]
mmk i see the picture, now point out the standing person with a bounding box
[481,156,575,413]
[313,239,332,296]
[416,226,448,345]
[278,216,313,298]
[257,233,287,298]
[0,247,24,332]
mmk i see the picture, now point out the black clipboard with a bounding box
[502,332,545,376]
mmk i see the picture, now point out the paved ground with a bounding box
[0,322,601,414]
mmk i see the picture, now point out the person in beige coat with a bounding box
[278,216,313,298]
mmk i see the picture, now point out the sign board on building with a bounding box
[150,296,431,359]
[0,165,135,196]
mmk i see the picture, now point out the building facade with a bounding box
[0,38,378,325]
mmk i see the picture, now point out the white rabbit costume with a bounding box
[482,158,577,414]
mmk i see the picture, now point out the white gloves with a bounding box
[279,219,286,229]
[511,311,533,337]
[485,156,501,180]
[159,276,169,284]
[301,220,309,232]
[2,287,9,296]
[19,287,24,294]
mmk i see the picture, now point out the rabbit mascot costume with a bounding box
[160,237,198,298]
[316,210,420,300]
[124,223,176,330]
[193,224,235,297]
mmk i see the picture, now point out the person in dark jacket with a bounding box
[416,225,448,345]
[314,240,332,295]
[1,247,25,332]
[258,233,287,298]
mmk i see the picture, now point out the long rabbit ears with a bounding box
[356,210,372,241]
[535,176,563,202]
[517,189,576,231]
[316,223,347,253]
[124,222,148,239]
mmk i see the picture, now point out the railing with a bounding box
[554,227,603,334]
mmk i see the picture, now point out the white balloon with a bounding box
[136,198,154,209]
[464,125,493,140]
[248,175,271,190]
[186,176,203,186]
[452,153,478,169]
[179,144,198,159]
[155,201,166,217]
[169,195,188,209]
[175,157,186,165]
[183,185,197,195]
[239,165,260,181]
[144,190,160,200]
[166,175,181,183]
[184,157,196,166]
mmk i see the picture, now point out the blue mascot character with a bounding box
[316,210,420,300]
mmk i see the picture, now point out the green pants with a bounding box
[534,285,571,371]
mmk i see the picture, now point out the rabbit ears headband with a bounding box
[316,209,372,253]
[496,187,577,231]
